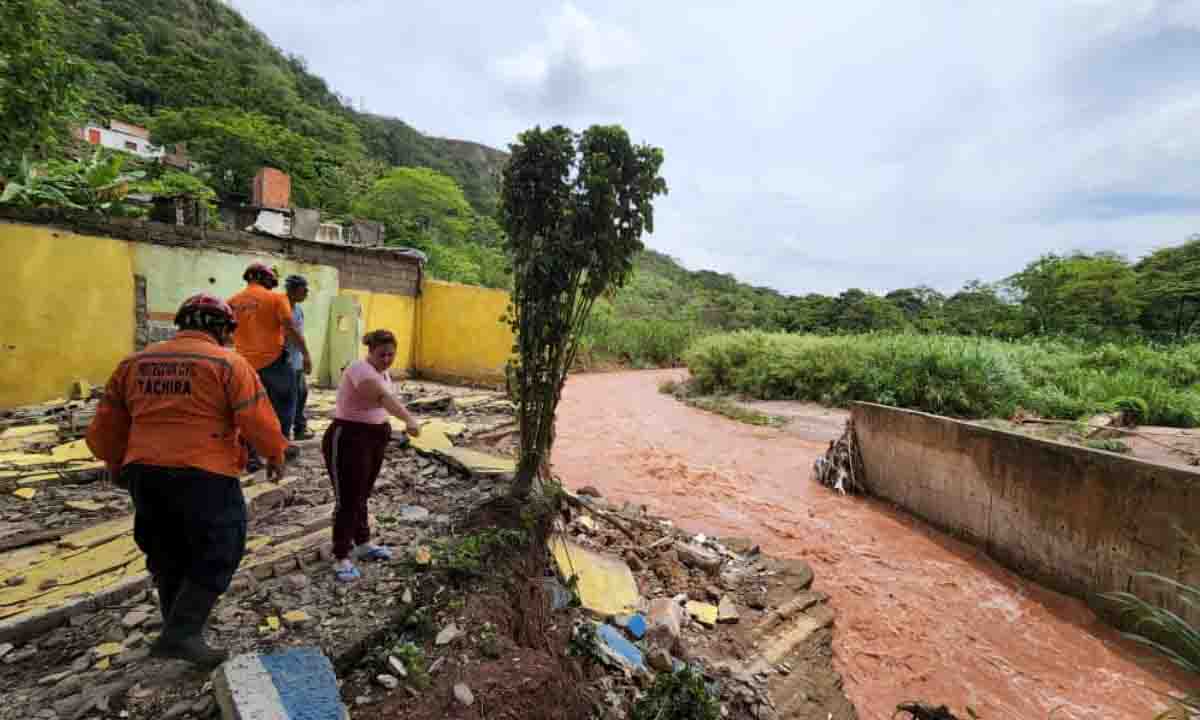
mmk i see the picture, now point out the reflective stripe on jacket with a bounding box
[86,330,288,478]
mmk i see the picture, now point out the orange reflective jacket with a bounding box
[86,330,288,478]
[228,284,292,370]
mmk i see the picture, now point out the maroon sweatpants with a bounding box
[322,418,392,560]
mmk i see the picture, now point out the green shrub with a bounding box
[631,668,719,720]
[1084,438,1130,454]
[683,332,1200,427]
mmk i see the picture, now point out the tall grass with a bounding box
[1101,531,1200,717]
[684,331,1200,427]
[580,314,700,368]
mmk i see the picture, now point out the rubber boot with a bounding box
[150,582,228,669]
[155,576,181,625]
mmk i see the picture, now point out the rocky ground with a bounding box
[0,382,855,720]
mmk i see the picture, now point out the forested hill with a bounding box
[56,0,505,215]
[28,0,1200,362]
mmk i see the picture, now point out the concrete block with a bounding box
[213,647,347,720]
[549,537,640,617]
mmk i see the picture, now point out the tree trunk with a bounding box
[510,457,538,501]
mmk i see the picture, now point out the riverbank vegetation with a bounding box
[684,332,1200,427]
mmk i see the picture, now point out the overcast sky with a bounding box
[233,0,1200,296]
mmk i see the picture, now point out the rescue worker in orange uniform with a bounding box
[227,262,311,469]
[86,294,288,668]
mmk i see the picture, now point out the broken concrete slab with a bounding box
[0,425,58,451]
[437,447,516,476]
[213,647,348,720]
[453,682,475,706]
[675,542,723,573]
[407,420,467,454]
[549,536,640,617]
[686,601,718,628]
[407,395,453,412]
[281,610,311,628]
[436,623,462,646]
[50,439,93,462]
[397,505,430,523]
[645,598,685,647]
[451,394,495,411]
[647,647,674,673]
[717,596,740,624]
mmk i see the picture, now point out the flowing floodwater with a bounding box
[553,370,1195,719]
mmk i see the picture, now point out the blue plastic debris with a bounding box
[596,623,646,672]
[614,613,647,640]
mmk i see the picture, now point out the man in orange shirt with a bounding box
[227,263,311,467]
[87,294,289,668]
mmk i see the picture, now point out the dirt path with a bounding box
[554,370,1194,719]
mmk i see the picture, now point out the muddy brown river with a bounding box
[554,370,1194,719]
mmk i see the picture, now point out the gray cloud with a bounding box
[232,0,1200,295]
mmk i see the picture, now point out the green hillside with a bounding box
[55,0,503,216]
[11,0,1200,363]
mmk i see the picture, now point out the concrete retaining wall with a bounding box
[852,402,1200,625]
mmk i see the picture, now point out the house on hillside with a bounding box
[75,120,191,169]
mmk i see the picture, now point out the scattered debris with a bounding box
[413,546,433,566]
[595,623,647,673]
[717,596,740,624]
[614,613,647,640]
[647,647,674,673]
[895,703,964,720]
[550,536,640,617]
[214,648,346,720]
[453,682,475,707]
[813,418,865,494]
[686,601,719,628]
[376,673,399,690]
[435,623,462,646]
[0,381,855,720]
[676,542,723,574]
[282,610,311,628]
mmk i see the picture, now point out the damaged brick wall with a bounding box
[134,275,149,351]
[0,207,421,297]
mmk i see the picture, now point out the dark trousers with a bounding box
[125,465,248,601]
[322,419,391,559]
[259,350,295,438]
[293,370,308,436]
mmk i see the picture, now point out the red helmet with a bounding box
[243,262,279,288]
[175,293,237,329]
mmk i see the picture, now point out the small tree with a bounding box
[500,125,667,500]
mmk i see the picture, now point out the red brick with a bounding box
[253,167,291,209]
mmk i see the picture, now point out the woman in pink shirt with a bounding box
[322,329,421,582]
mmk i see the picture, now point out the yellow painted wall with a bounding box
[339,289,418,375]
[0,223,135,406]
[0,220,514,408]
[416,279,513,384]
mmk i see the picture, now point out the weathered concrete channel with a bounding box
[555,370,1196,719]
